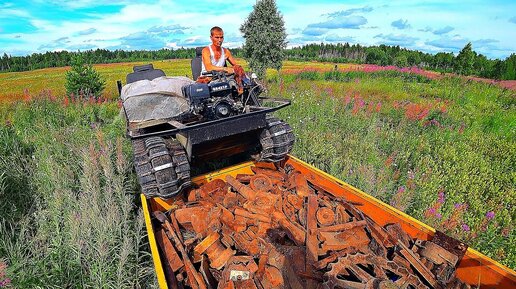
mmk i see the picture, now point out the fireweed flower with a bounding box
[435,213,442,219]
[461,224,470,232]
[0,278,11,287]
[486,211,495,220]
[437,191,445,203]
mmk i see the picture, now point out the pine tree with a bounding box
[240,0,287,78]
[65,54,105,98]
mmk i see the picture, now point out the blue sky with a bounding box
[0,0,515,59]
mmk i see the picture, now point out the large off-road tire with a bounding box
[132,136,191,199]
[254,115,295,163]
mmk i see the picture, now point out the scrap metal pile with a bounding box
[152,164,473,289]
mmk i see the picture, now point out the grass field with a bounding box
[0,59,514,287]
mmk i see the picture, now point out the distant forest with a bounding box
[1,42,515,80]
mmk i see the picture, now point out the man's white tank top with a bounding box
[201,45,226,74]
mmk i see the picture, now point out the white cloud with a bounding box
[433,26,454,35]
[425,35,468,50]
[374,33,418,46]
[391,19,411,30]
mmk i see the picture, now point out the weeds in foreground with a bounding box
[0,98,156,288]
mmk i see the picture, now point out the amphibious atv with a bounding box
[118,49,295,199]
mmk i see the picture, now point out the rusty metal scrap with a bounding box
[152,165,475,289]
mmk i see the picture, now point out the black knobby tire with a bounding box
[255,115,295,163]
[132,136,191,198]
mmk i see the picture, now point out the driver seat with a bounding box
[191,46,227,80]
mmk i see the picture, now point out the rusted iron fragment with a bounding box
[232,230,261,256]
[154,211,207,289]
[155,228,184,273]
[316,207,336,226]
[318,226,370,255]
[431,231,468,266]
[292,171,312,197]
[249,174,273,192]
[272,210,306,246]
[334,203,352,224]
[194,231,235,270]
[397,241,437,288]
[306,195,319,272]
[235,174,252,184]
[385,223,412,248]
[226,175,257,201]
[251,166,287,182]
[365,217,395,248]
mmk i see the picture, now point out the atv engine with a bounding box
[181,72,259,120]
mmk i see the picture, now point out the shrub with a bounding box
[65,54,106,99]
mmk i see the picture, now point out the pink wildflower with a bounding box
[461,224,470,232]
[486,211,495,220]
[438,191,445,203]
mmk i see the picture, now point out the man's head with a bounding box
[210,26,224,48]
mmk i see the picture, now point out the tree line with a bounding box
[1,43,514,80]
[285,42,515,80]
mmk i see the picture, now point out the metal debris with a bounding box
[152,165,475,289]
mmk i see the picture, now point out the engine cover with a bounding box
[209,81,231,98]
[182,83,210,105]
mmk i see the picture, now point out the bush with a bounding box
[65,55,105,98]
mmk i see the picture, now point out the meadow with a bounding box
[0,59,514,287]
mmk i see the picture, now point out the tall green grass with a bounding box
[0,98,156,288]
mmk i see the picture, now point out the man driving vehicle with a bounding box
[201,26,237,75]
[200,26,248,93]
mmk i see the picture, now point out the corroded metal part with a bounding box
[235,174,252,184]
[306,195,319,289]
[292,171,312,197]
[194,231,235,270]
[234,208,271,224]
[318,220,367,232]
[384,223,412,248]
[249,174,273,192]
[431,231,468,266]
[318,226,370,255]
[316,207,336,226]
[272,210,306,246]
[226,175,257,201]
[365,217,395,248]
[397,241,437,288]
[154,211,207,289]
[323,253,427,289]
[156,228,184,273]
[251,166,287,182]
[232,230,260,256]
[335,203,352,224]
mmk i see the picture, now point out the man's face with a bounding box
[210,31,224,47]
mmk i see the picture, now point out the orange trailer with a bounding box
[142,155,516,289]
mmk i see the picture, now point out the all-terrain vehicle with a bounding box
[118,48,295,199]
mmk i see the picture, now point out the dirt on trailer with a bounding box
[151,163,473,289]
